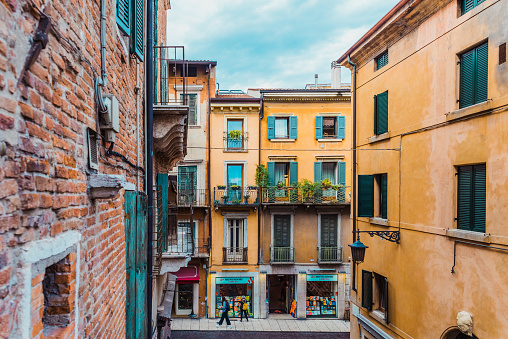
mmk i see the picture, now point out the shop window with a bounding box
[175,284,193,315]
[306,274,338,317]
[459,42,488,109]
[457,164,486,233]
[215,277,254,318]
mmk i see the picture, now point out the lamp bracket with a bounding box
[357,230,400,243]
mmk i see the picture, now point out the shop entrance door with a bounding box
[267,274,295,314]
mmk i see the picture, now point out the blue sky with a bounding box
[166,0,399,91]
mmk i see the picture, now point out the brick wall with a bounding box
[0,0,167,337]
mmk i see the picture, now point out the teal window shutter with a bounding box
[473,164,486,233]
[337,116,345,139]
[457,166,472,230]
[314,162,322,183]
[289,162,298,185]
[462,0,485,14]
[337,161,346,186]
[362,270,373,310]
[457,164,486,232]
[358,175,374,217]
[460,50,475,108]
[315,116,323,139]
[267,162,275,186]
[131,0,144,60]
[476,43,488,104]
[375,91,388,135]
[381,174,387,219]
[376,51,388,70]
[267,116,275,140]
[157,174,169,252]
[116,0,131,35]
[460,42,488,108]
[289,116,297,139]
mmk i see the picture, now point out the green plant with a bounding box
[320,178,332,189]
[217,185,226,190]
[297,179,319,197]
[230,184,241,190]
[244,195,250,200]
[276,181,285,189]
[228,130,242,140]
[255,165,268,187]
[331,184,344,191]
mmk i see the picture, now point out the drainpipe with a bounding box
[258,93,264,264]
[347,55,357,292]
[206,64,212,318]
[100,0,106,85]
[146,0,155,335]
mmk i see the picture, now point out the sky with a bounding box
[166,0,400,91]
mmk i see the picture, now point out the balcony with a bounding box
[223,131,248,152]
[270,246,295,264]
[177,188,208,207]
[165,236,210,258]
[261,186,350,205]
[222,247,248,264]
[213,187,259,208]
[318,247,343,264]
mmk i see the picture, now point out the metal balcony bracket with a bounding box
[358,230,400,243]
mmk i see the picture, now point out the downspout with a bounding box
[100,0,107,85]
[257,93,264,264]
[206,64,212,318]
[347,55,357,292]
[146,0,155,335]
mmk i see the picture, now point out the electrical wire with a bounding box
[188,146,400,151]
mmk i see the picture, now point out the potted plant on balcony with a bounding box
[230,184,241,190]
[228,129,242,141]
[298,178,317,203]
[255,165,268,188]
[217,185,226,190]
[221,195,229,204]
[244,195,250,204]
[320,179,334,202]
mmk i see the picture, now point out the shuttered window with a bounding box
[321,214,338,247]
[362,270,373,311]
[180,94,197,125]
[274,215,291,247]
[116,0,131,35]
[457,164,486,233]
[315,116,345,139]
[461,0,486,15]
[375,51,388,70]
[381,174,387,219]
[289,162,298,185]
[374,91,388,135]
[289,116,297,139]
[131,0,144,60]
[358,175,374,217]
[460,42,488,108]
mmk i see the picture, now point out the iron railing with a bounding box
[153,186,163,275]
[166,234,210,257]
[214,187,259,206]
[318,247,342,263]
[223,131,248,151]
[177,188,208,207]
[153,46,186,105]
[261,186,350,204]
[270,246,295,263]
[222,247,248,264]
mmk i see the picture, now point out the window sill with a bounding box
[368,132,390,144]
[369,217,389,227]
[370,310,387,325]
[270,139,295,142]
[188,125,201,129]
[318,139,343,142]
[446,229,490,243]
[446,100,491,122]
[224,149,248,153]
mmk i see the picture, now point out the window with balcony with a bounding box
[314,161,346,202]
[272,214,293,263]
[227,119,244,150]
[457,164,486,233]
[168,221,195,254]
[315,116,345,140]
[223,219,247,263]
[227,164,243,202]
[267,116,297,140]
[178,166,197,205]
[319,214,340,263]
[459,42,488,109]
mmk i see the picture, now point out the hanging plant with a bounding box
[228,130,242,140]
[255,165,268,187]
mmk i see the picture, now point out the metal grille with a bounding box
[87,128,98,170]
[500,43,506,65]
[153,185,163,275]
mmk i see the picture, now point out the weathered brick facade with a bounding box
[0,0,169,337]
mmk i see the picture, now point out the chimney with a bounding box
[314,74,318,89]
[331,61,341,89]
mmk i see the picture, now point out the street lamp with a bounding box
[348,234,368,263]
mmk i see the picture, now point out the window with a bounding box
[168,222,194,253]
[115,0,143,60]
[376,174,387,219]
[362,271,389,323]
[459,43,488,109]
[181,94,198,125]
[175,284,193,314]
[315,116,345,139]
[227,119,244,149]
[314,162,346,185]
[273,214,292,263]
[227,164,243,202]
[461,0,486,15]
[358,174,387,219]
[178,166,197,205]
[267,116,297,139]
[375,51,389,70]
[457,164,486,233]
[267,162,298,186]
[116,0,131,34]
[187,66,197,77]
[374,91,388,135]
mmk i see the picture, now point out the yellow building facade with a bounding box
[339,0,508,337]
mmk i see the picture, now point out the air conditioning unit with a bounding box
[100,94,119,142]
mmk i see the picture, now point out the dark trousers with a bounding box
[240,309,248,321]
[218,311,231,325]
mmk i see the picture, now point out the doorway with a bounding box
[267,274,295,314]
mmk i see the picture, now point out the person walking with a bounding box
[217,296,232,329]
[239,296,249,322]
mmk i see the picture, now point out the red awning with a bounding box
[174,266,199,284]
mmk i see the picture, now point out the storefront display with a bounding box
[215,277,254,318]
[306,274,337,318]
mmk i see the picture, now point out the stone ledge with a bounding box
[369,217,389,227]
[368,132,390,144]
[88,174,134,199]
[446,229,491,243]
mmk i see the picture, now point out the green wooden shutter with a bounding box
[275,215,290,247]
[337,116,345,139]
[473,164,486,233]
[315,116,323,139]
[381,174,387,219]
[157,174,169,252]
[358,175,374,217]
[267,162,275,186]
[337,161,346,186]
[289,116,298,139]
[116,0,131,35]
[476,43,488,104]
[321,214,337,247]
[457,166,472,230]
[375,91,388,134]
[376,51,388,70]
[362,270,373,311]
[187,94,197,125]
[267,116,275,139]
[460,50,475,108]
[462,0,475,14]
[314,162,322,183]
[373,95,377,134]
[289,162,298,185]
[131,0,144,61]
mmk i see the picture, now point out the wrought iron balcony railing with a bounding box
[177,188,208,207]
[153,46,187,106]
[318,246,342,263]
[222,247,248,264]
[270,246,295,264]
[165,236,210,257]
[223,131,248,151]
[261,186,350,205]
[213,187,259,207]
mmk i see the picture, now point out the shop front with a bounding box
[173,266,199,316]
[306,274,338,318]
[211,273,259,318]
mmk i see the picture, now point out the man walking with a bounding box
[217,296,232,329]
[239,296,249,322]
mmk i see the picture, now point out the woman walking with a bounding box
[216,296,232,329]
[239,296,249,322]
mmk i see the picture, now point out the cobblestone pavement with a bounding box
[171,331,350,339]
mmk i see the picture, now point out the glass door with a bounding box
[227,164,243,202]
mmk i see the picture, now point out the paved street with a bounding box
[170,317,350,333]
[172,331,350,338]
